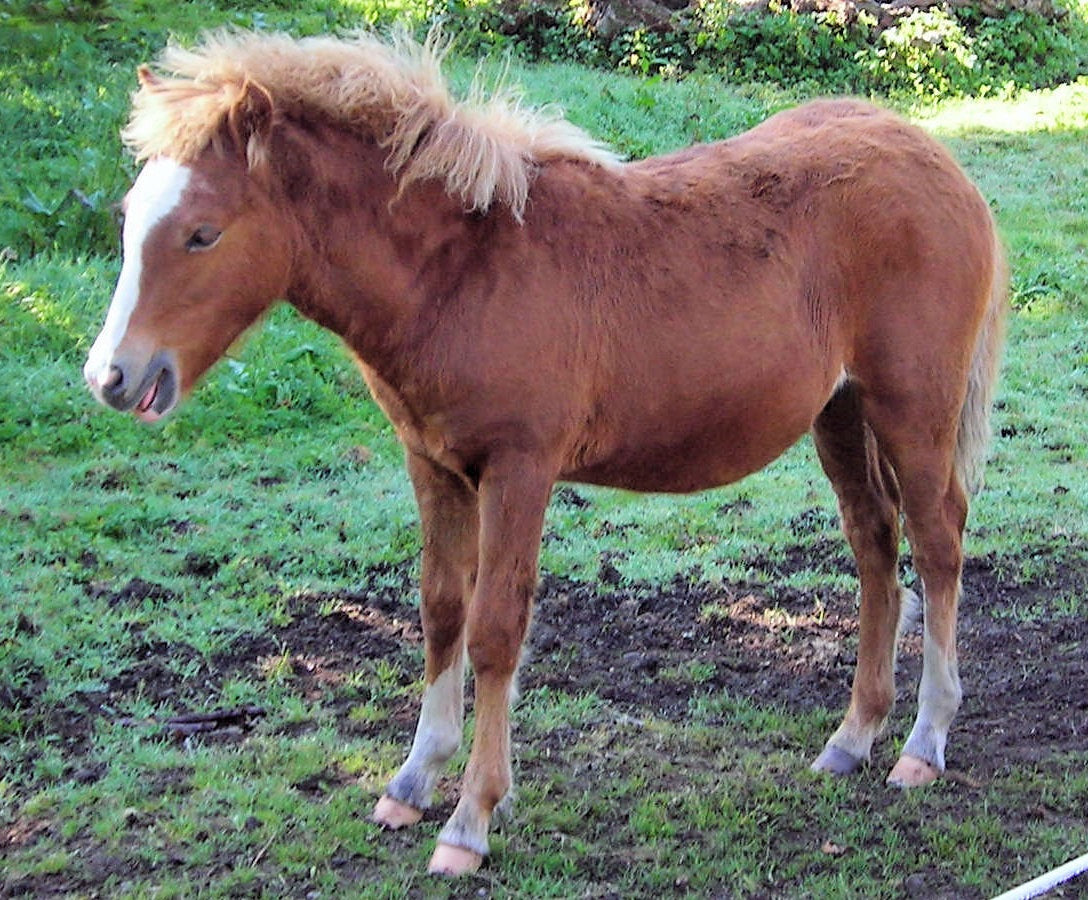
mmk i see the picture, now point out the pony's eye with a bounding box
[186,225,222,251]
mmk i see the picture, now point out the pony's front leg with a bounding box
[429,457,554,876]
[372,455,478,829]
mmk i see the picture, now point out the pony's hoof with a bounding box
[371,795,423,829]
[887,754,940,788]
[811,744,865,776]
[428,842,484,876]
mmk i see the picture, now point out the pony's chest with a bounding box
[356,360,484,482]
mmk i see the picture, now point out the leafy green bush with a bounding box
[968,7,1088,88]
[437,0,1088,98]
[858,8,979,96]
[692,1,873,91]
[428,0,602,61]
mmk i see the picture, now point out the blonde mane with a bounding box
[122,29,620,220]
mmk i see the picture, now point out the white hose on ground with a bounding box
[990,851,1088,900]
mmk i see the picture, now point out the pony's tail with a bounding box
[955,233,1009,496]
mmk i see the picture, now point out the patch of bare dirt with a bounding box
[73,553,1084,773]
[4,555,1086,898]
[527,563,1088,769]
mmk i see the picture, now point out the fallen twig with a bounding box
[117,705,267,739]
[163,705,267,738]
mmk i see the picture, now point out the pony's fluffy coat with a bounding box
[122,30,620,220]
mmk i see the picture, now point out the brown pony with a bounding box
[84,30,1007,876]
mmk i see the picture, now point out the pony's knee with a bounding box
[466,605,531,678]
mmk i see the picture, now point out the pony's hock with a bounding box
[84,30,1008,876]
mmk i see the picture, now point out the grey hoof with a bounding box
[811,744,866,776]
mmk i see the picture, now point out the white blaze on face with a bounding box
[84,158,191,390]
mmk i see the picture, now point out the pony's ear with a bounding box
[136,65,160,89]
[226,78,275,171]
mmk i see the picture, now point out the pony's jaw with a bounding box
[84,157,190,420]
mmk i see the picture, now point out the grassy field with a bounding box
[2,3,1088,898]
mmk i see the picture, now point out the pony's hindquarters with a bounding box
[888,221,1007,785]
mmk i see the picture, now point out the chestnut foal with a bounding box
[84,31,1006,875]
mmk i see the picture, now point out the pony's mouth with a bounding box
[133,361,178,423]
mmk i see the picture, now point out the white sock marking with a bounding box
[405,661,465,774]
[903,608,961,769]
[387,659,466,808]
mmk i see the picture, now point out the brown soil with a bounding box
[3,558,1086,897]
[529,561,1088,765]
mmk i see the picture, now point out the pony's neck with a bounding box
[274,121,481,372]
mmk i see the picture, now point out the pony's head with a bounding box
[84,68,292,421]
[85,29,619,421]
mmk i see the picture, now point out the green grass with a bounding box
[2,3,1088,897]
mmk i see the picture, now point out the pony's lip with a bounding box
[132,358,178,423]
[135,378,161,420]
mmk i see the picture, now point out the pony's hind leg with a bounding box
[810,382,909,775]
[885,462,967,787]
[372,454,478,829]
[861,392,969,787]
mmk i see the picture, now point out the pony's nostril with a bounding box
[101,365,126,402]
[103,366,123,390]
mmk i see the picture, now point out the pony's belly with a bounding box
[564,422,805,494]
